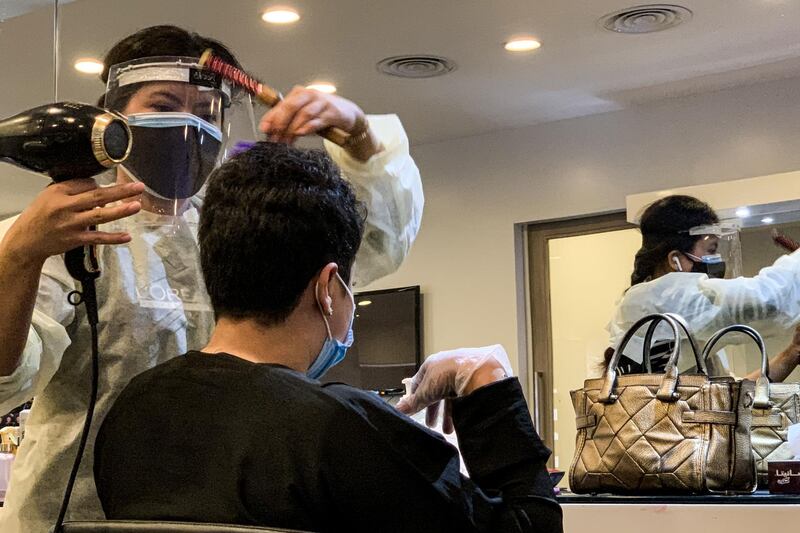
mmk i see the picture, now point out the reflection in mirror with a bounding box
[538,195,800,482]
[731,218,800,382]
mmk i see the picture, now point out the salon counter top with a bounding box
[558,489,800,504]
[560,490,800,533]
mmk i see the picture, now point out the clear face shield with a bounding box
[101,57,257,313]
[686,223,742,279]
[104,56,257,217]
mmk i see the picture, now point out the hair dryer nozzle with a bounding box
[0,102,131,182]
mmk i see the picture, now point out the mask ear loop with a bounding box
[315,272,356,341]
[336,272,356,316]
[336,273,357,347]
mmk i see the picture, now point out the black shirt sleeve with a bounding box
[319,377,562,533]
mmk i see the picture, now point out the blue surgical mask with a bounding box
[307,273,355,380]
[685,252,726,279]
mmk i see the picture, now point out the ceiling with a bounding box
[1,0,800,212]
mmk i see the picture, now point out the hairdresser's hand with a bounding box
[259,86,365,144]
[396,345,513,434]
[3,179,144,264]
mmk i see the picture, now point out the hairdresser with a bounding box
[0,25,423,533]
[605,195,800,380]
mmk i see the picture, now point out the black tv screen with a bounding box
[323,286,421,391]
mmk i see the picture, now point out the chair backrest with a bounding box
[59,520,310,533]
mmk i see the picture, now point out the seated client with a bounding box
[94,142,562,533]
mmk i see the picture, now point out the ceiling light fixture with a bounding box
[357,300,372,307]
[735,207,751,218]
[504,38,542,52]
[74,58,104,74]
[761,217,775,224]
[306,82,337,94]
[262,7,300,24]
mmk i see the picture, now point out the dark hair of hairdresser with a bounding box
[629,195,719,286]
[99,25,241,111]
[199,142,366,326]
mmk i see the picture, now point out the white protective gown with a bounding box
[0,115,423,533]
[604,249,800,378]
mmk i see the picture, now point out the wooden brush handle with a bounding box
[255,86,350,147]
[318,126,351,147]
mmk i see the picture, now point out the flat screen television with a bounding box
[323,286,421,392]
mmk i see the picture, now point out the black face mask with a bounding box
[688,257,726,279]
[123,114,222,200]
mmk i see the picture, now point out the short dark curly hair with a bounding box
[199,142,365,325]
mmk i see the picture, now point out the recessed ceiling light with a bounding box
[262,7,300,24]
[504,38,542,52]
[74,58,104,74]
[306,82,337,94]
[735,207,751,218]
[761,217,775,224]
[357,300,372,307]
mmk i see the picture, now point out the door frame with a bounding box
[519,211,635,458]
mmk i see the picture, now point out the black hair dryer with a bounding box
[0,102,132,315]
[0,101,131,181]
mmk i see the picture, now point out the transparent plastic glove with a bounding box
[396,344,513,434]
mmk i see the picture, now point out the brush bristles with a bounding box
[200,51,261,96]
[774,234,800,252]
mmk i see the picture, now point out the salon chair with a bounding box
[58,520,310,533]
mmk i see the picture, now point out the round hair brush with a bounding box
[199,50,351,147]
[772,229,800,253]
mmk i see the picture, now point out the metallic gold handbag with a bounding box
[570,313,758,494]
[702,325,800,486]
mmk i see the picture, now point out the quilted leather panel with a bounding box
[751,385,800,481]
[571,382,709,493]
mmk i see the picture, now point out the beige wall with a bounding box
[361,75,800,379]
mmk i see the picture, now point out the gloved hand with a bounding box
[396,344,513,434]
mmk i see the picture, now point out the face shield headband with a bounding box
[104,56,232,127]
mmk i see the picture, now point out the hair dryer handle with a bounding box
[64,239,100,325]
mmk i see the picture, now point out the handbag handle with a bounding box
[701,324,772,409]
[641,313,706,375]
[600,313,703,404]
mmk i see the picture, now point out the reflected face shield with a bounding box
[687,223,742,279]
[123,113,222,200]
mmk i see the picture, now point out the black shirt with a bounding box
[617,339,674,375]
[94,351,562,533]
